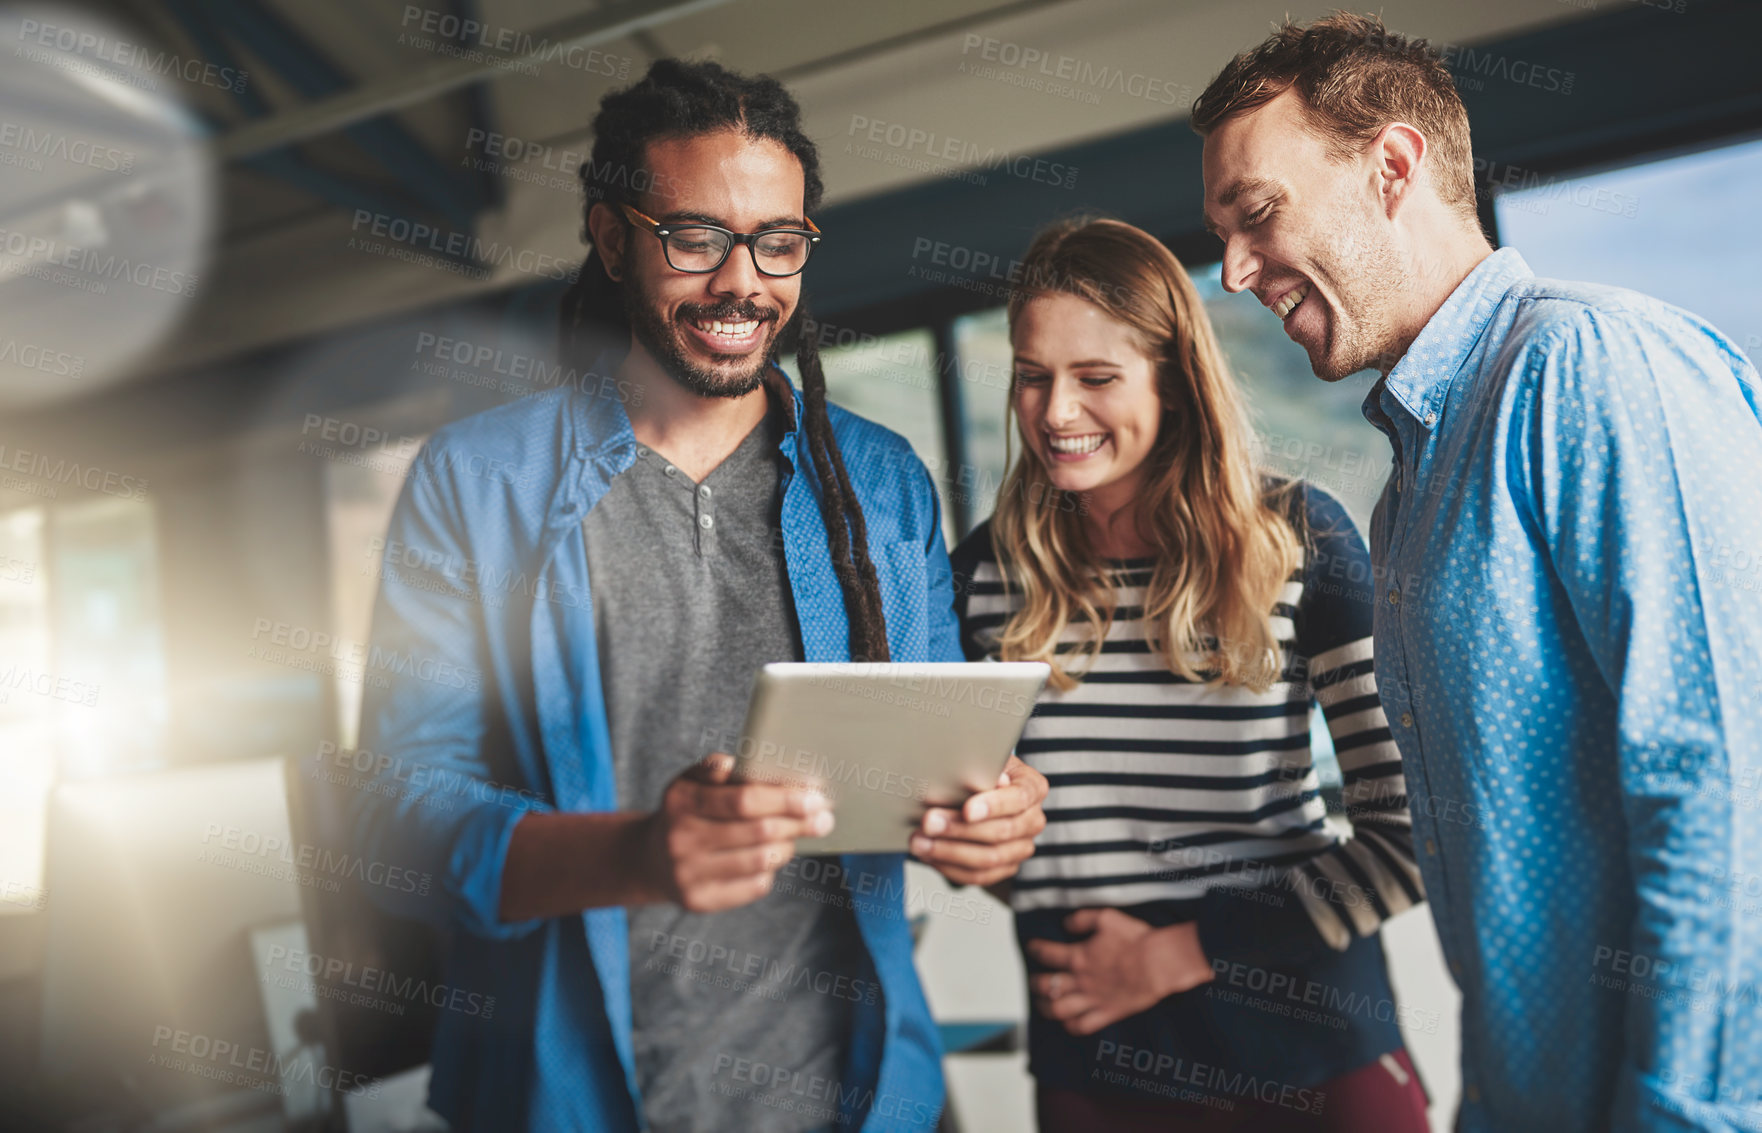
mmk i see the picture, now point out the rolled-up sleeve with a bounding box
[352,443,552,940]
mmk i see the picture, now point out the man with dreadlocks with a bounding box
[351,59,1048,1131]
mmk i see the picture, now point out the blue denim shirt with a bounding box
[1362,248,1762,1131]
[352,365,959,1131]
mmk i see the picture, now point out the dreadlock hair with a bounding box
[560,58,890,662]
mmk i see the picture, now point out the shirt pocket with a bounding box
[877,539,929,659]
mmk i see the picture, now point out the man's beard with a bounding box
[623,277,780,399]
[1309,213,1408,382]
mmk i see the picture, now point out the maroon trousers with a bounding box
[1036,1047,1431,1133]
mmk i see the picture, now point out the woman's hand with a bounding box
[1025,909,1214,1035]
[910,756,1048,887]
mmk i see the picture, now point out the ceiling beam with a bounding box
[158,0,439,230]
[191,0,484,230]
[214,0,736,162]
[445,0,505,212]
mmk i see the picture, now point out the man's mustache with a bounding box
[676,301,779,324]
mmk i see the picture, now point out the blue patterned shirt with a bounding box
[1362,248,1762,1132]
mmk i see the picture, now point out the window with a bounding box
[0,495,166,905]
[0,507,51,909]
[1191,263,1390,531]
[798,328,955,542]
[48,497,168,781]
[949,308,1014,539]
[1493,135,1762,368]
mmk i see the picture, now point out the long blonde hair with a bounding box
[991,217,1302,692]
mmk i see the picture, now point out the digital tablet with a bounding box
[730,661,1051,855]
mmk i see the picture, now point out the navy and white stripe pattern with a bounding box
[952,486,1422,951]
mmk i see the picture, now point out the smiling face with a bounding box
[1202,89,1406,381]
[1011,292,1165,511]
[601,130,806,398]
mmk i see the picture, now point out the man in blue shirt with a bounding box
[352,60,1047,1131]
[1193,13,1762,1132]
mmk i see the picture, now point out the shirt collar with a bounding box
[1365,247,1533,430]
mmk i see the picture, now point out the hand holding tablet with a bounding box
[636,751,838,913]
[909,752,1050,887]
[728,663,1052,879]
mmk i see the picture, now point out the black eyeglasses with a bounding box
[619,204,821,277]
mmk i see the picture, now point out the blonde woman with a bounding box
[951,218,1430,1131]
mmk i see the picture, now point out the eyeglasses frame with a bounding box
[617,203,821,277]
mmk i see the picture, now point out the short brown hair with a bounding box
[1191,11,1477,221]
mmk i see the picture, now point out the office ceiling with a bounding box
[7,0,1600,404]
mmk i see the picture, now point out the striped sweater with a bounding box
[951,484,1424,963]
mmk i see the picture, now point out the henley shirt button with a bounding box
[1401,712,1414,728]
[1388,589,1401,606]
[699,485,712,499]
[664,465,678,477]
[1424,412,1437,427]
[698,514,714,530]
[1425,838,1437,855]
